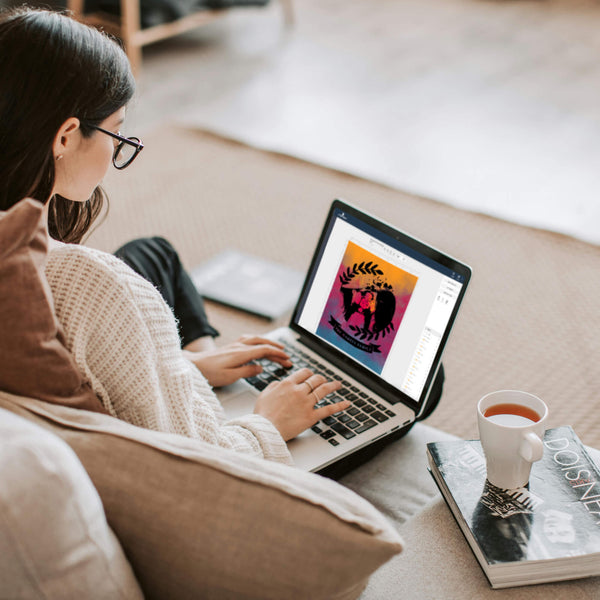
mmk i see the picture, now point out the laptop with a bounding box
[217,199,471,473]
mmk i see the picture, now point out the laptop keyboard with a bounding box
[245,343,397,446]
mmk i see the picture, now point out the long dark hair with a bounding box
[0,8,135,242]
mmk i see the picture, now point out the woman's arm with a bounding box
[45,245,292,463]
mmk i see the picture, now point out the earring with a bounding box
[55,154,63,161]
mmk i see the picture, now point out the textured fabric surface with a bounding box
[0,391,404,600]
[0,408,142,600]
[45,241,291,464]
[340,423,457,528]
[361,451,600,600]
[0,198,105,413]
[88,126,600,450]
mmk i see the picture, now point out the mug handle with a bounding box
[519,431,544,463]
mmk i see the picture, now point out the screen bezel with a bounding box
[289,199,472,413]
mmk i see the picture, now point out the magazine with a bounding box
[427,426,600,589]
[190,249,304,320]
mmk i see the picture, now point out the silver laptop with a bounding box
[217,199,471,472]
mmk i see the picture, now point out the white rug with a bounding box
[173,0,600,246]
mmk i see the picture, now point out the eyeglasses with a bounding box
[91,125,144,170]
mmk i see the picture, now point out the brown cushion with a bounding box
[0,199,105,413]
[0,392,404,600]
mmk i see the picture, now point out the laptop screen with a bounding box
[292,200,471,412]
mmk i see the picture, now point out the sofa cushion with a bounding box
[0,407,143,599]
[0,198,105,413]
[0,391,404,600]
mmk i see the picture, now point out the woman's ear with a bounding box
[52,117,81,161]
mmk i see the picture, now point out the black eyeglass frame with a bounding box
[91,125,144,170]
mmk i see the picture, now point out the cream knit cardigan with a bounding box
[45,243,292,465]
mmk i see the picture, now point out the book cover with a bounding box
[190,249,304,320]
[427,426,600,588]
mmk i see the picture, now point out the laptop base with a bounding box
[316,364,445,480]
[316,422,415,480]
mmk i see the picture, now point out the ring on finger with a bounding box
[304,379,314,393]
[311,390,320,405]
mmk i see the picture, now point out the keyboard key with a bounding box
[355,419,377,434]
[328,439,339,446]
[346,420,360,429]
[311,425,323,433]
[355,413,369,422]
[363,405,375,414]
[246,378,268,391]
[323,416,336,426]
[376,403,387,411]
[354,399,367,408]
[347,393,359,402]
[331,422,356,439]
[337,388,350,397]
[371,411,389,423]
[385,410,396,417]
[320,430,335,440]
[347,407,360,416]
[338,414,351,423]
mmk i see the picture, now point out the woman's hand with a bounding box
[253,368,351,441]
[185,335,292,388]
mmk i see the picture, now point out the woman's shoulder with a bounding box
[46,241,160,305]
[46,241,176,332]
[47,242,141,285]
[48,241,123,268]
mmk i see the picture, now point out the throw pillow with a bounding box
[0,198,105,413]
[0,391,404,600]
[0,407,143,599]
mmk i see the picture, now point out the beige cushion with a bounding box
[0,408,143,599]
[0,198,105,413]
[0,391,403,600]
[361,496,600,600]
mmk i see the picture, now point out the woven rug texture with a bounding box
[87,126,600,449]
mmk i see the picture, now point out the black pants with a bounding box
[114,237,219,347]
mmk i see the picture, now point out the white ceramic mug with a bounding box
[477,390,548,489]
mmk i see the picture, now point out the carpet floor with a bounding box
[88,125,600,449]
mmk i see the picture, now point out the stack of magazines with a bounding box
[427,426,600,589]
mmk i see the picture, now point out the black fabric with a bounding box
[114,237,219,347]
[416,363,444,421]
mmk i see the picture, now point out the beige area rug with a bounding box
[87,126,600,450]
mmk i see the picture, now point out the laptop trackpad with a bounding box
[218,381,258,420]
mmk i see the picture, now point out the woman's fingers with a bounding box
[238,335,286,350]
[226,343,292,368]
[313,399,351,422]
[286,368,314,384]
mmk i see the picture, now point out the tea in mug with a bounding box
[483,402,541,426]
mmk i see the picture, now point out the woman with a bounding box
[0,7,349,464]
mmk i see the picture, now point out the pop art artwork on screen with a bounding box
[316,241,418,374]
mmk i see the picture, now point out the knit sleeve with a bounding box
[45,244,292,465]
